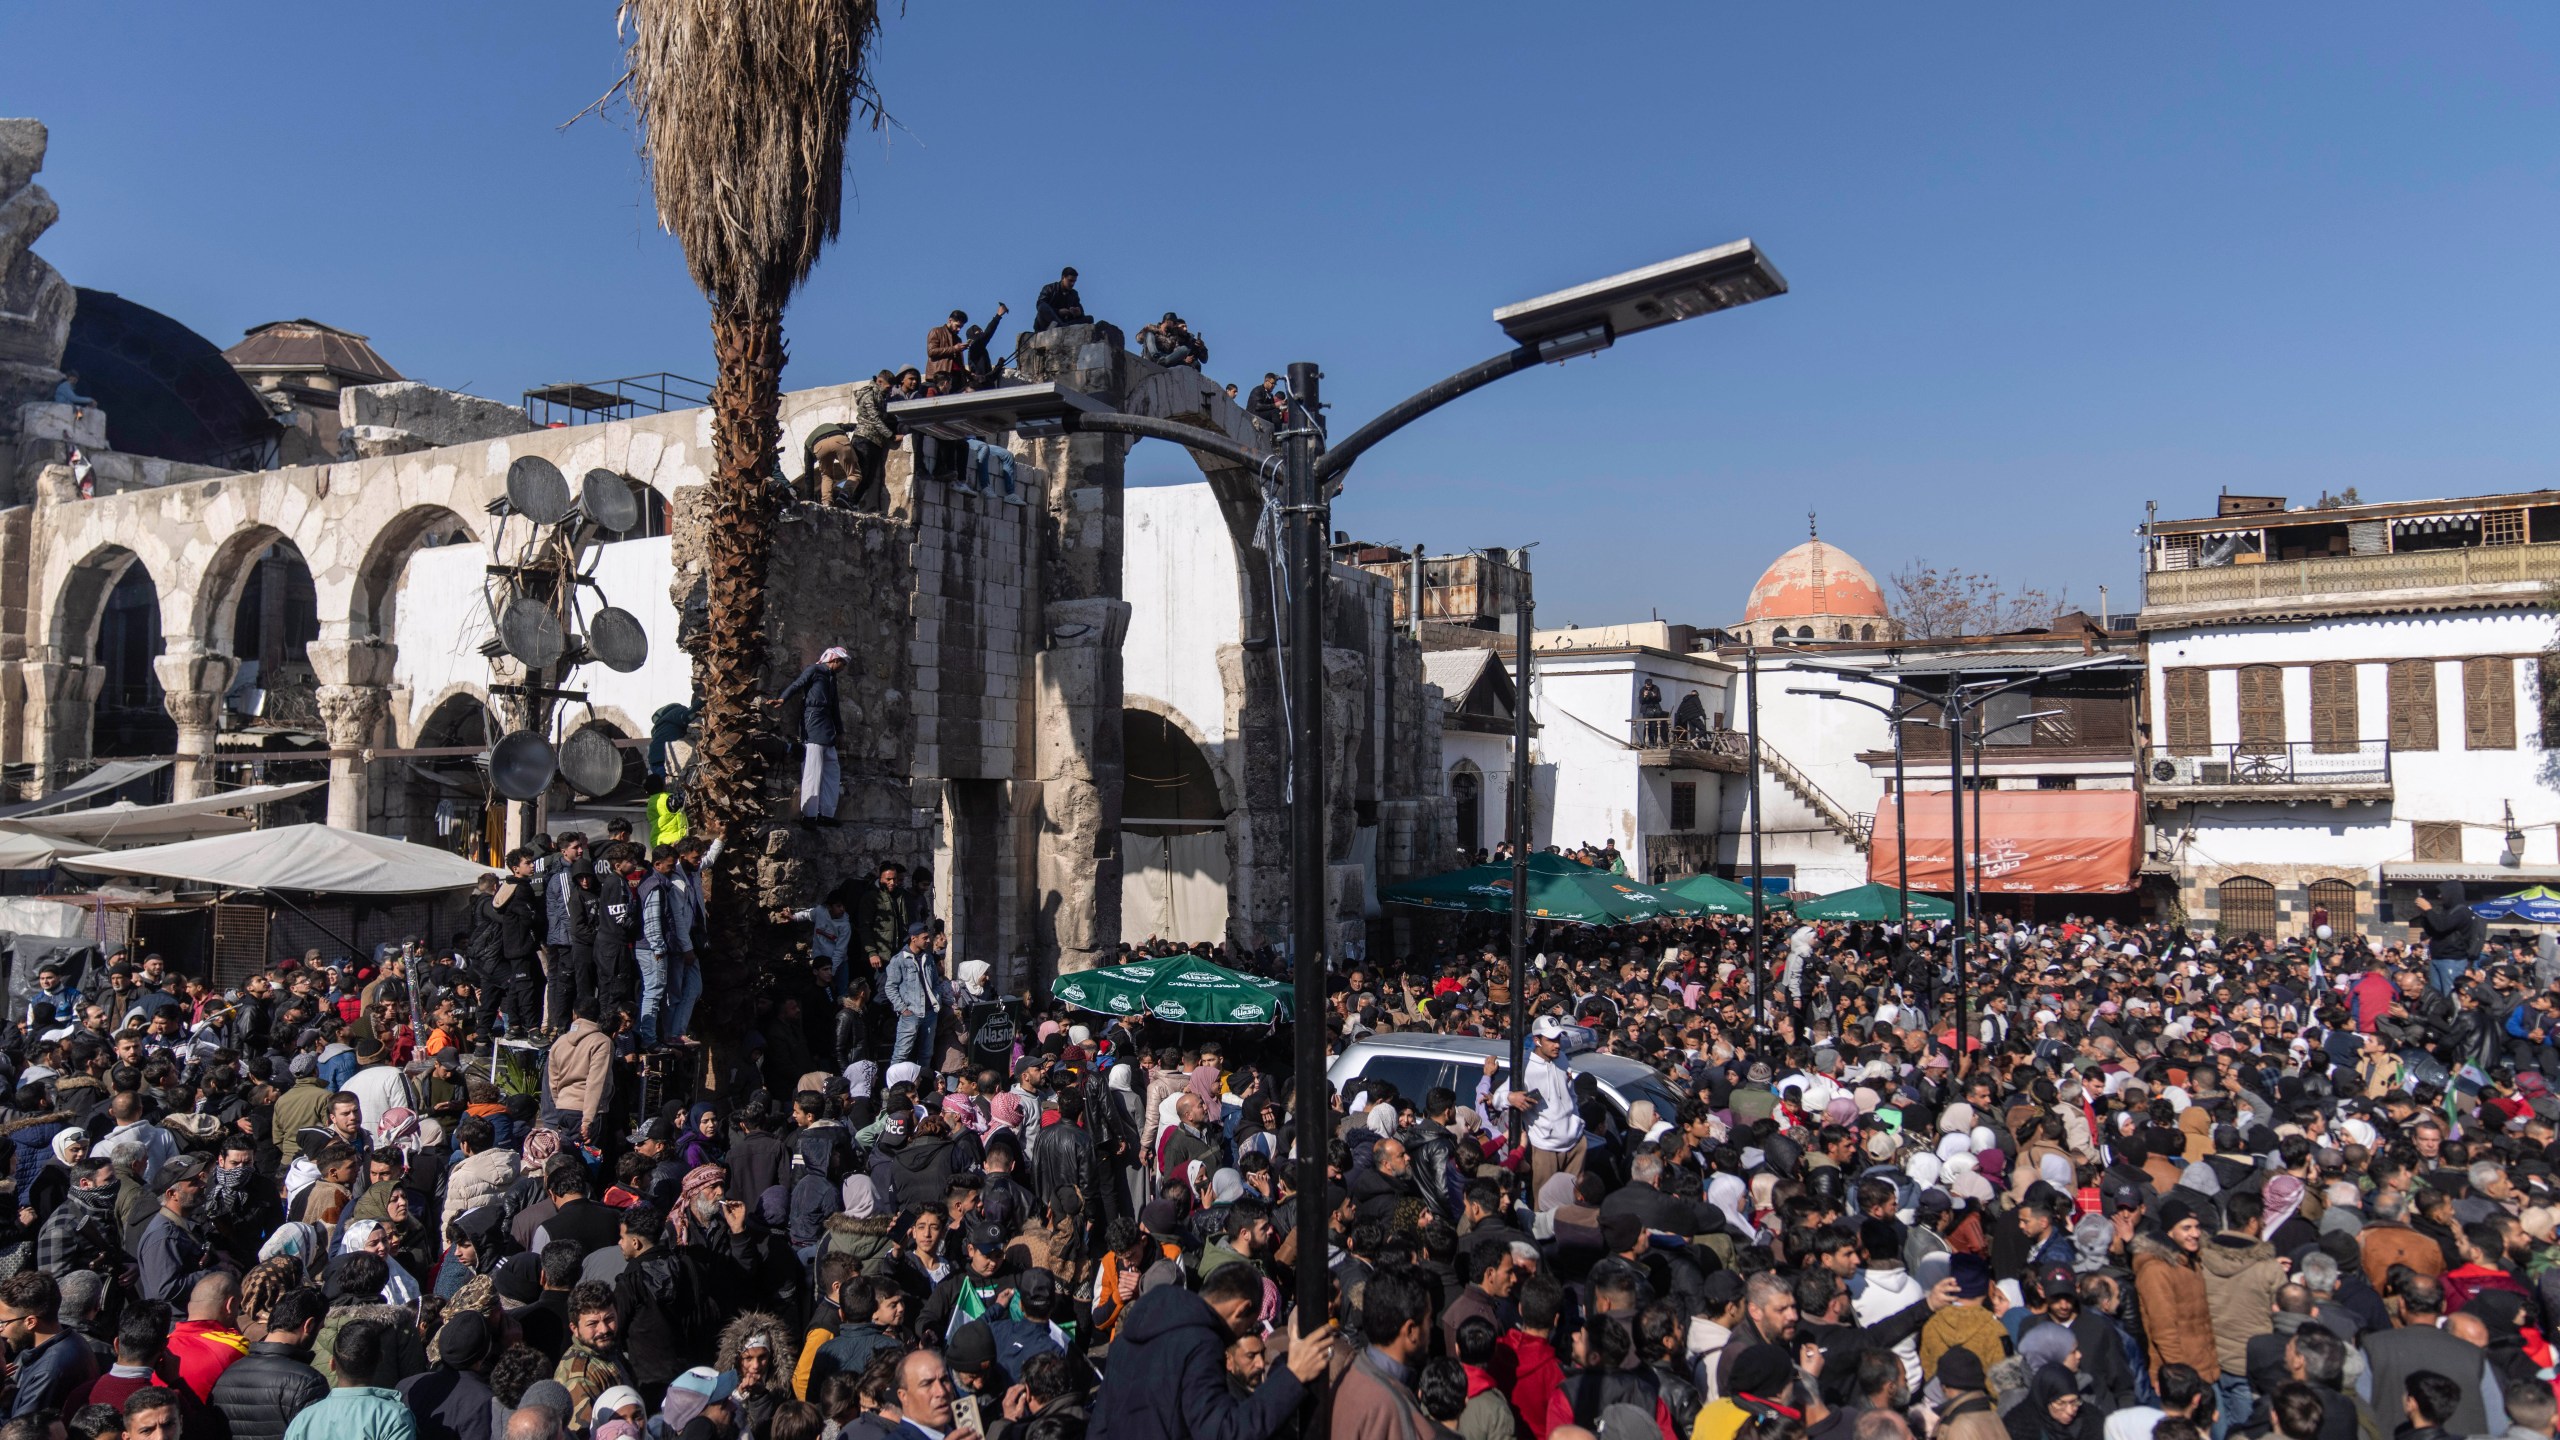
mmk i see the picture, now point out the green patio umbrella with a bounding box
[1789,882,1953,923]
[1661,871,1757,915]
[1050,954,1292,1025]
[1383,859,1696,926]
[1376,851,1595,912]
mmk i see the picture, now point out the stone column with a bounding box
[1012,324,1131,976]
[153,645,237,801]
[17,648,99,797]
[307,634,396,831]
[1034,597,1131,973]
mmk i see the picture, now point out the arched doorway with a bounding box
[403,693,499,861]
[1449,763,1482,860]
[1120,707,1230,945]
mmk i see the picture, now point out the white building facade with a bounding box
[2140,489,2560,936]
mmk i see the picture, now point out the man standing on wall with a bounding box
[771,647,849,825]
[545,833,597,1033]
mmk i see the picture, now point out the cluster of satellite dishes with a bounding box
[483,456,653,803]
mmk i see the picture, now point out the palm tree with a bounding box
[617,0,883,1036]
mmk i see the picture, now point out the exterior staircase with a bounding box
[1757,740,1873,852]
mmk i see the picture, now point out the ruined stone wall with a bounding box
[905,440,1043,991]
[670,496,930,924]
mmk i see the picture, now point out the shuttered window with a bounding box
[2389,660,2438,753]
[2237,665,2285,753]
[2465,657,2515,751]
[2162,668,2210,755]
[1669,782,1697,831]
[2310,663,2358,754]
[2217,877,2278,939]
[2411,821,2462,863]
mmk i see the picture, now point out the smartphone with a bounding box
[951,1393,983,1435]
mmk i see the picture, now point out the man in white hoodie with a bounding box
[1854,1215,1928,1391]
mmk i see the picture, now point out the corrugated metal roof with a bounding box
[1421,648,1498,702]
[222,319,402,383]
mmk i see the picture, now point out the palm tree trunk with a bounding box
[693,296,785,1069]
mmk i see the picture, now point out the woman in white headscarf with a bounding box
[1708,1173,1756,1240]
[335,1218,421,1305]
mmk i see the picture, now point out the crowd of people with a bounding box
[0,852,2549,1440]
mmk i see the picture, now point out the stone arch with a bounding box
[50,543,147,660]
[352,503,481,643]
[1119,692,1238,818]
[85,553,172,760]
[400,688,498,856]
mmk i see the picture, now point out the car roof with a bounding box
[1333,1032,1666,1087]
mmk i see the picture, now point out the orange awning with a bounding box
[1869,789,2139,895]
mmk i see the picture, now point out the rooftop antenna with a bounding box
[1808,510,1818,540]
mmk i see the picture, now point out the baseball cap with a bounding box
[628,1118,674,1147]
[2035,1262,2077,1301]
[666,1368,737,1406]
[157,1155,210,1190]
[964,1220,1005,1256]
[1530,1015,1567,1042]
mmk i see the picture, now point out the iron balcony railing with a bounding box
[2146,739,2391,788]
[1630,717,1746,758]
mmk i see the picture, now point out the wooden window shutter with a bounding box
[2389,660,2438,753]
[2310,662,2358,754]
[2465,656,2515,750]
[2163,668,2209,755]
[2411,820,2462,863]
[2237,665,2285,752]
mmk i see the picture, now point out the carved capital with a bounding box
[315,685,389,747]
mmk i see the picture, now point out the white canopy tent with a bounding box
[59,823,494,895]
[0,828,100,869]
[9,781,326,848]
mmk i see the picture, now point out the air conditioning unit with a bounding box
[2150,756,2210,785]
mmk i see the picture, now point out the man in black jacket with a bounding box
[1028,1088,1094,1216]
[397,1310,501,1440]
[209,1285,329,1440]
[591,844,640,1023]
[487,850,546,1039]
[1033,268,1088,332]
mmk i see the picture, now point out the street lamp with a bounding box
[1779,652,2123,1068]
[894,242,1786,1359]
[1967,709,2064,920]
[1786,684,1930,933]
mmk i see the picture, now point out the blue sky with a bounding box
[10,4,2558,628]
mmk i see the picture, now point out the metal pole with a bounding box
[1971,729,1985,931]
[1283,361,1332,1358]
[1747,645,1765,1031]
[1509,556,1533,1152]
[1893,722,1910,932]
[1947,701,1968,1074]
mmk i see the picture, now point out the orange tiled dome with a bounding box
[1743,539,1890,623]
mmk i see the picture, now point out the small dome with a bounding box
[1742,539,1889,623]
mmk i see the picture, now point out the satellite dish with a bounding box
[586,607,649,673]
[489,731,558,801]
[581,469,642,534]
[558,728,624,798]
[505,456,573,525]
[497,595,565,669]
